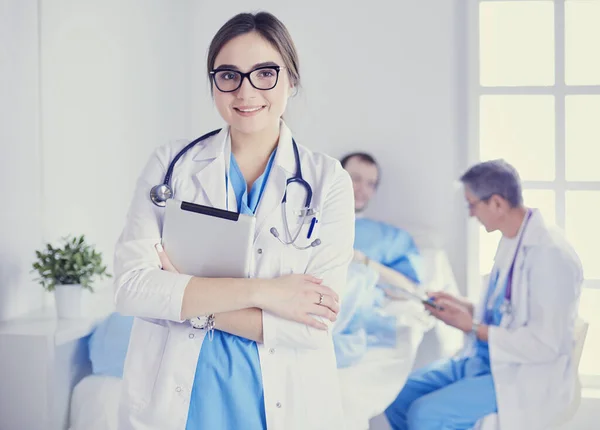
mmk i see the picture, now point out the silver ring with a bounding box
[318,294,324,305]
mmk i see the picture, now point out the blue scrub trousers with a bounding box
[384,356,498,430]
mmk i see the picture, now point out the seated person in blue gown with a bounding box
[341,152,423,284]
[384,160,583,430]
[332,153,424,368]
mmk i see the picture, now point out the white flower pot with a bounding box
[54,284,83,319]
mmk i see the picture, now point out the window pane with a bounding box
[578,287,600,377]
[566,191,600,280]
[523,189,556,226]
[479,1,554,86]
[566,96,600,181]
[565,1,600,85]
[480,95,555,181]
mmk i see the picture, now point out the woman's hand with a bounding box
[258,275,340,330]
[155,243,178,273]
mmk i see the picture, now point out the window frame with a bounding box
[467,0,600,388]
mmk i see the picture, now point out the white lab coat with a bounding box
[113,121,355,430]
[467,209,583,430]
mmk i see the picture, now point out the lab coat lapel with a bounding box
[502,209,546,328]
[254,121,297,241]
[254,168,287,240]
[192,128,229,210]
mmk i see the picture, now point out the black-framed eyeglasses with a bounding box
[209,65,282,93]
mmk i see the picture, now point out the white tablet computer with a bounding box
[161,199,255,278]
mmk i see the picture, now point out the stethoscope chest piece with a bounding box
[150,183,173,207]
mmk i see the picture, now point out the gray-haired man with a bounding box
[384,159,582,430]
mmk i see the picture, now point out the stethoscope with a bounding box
[149,129,321,250]
[487,209,533,317]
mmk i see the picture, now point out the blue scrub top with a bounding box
[354,218,423,283]
[475,269,507,363]
[185,149,276,430]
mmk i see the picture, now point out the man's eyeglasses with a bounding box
[209,65,283,93]
[467,196,491,211]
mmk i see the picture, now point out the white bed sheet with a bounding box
[338,301,434,430]
[70,374,121,430]
[69,248,462,430]
[338,247,464,430]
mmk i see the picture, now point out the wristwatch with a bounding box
[471,321,480,336]
[190,314,215,331]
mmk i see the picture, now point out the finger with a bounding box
[308,305,337,322]
[316,285,339,303]
[309,305,337,322]
[424,300,441,313]
[425,305,445,320]
[304,275,323,284]
[423,296,444,311]
[155,243,178,273]
[432,298,452,312]
[424,297,449,314]
[317,294,340,314]
[301,315,328,330]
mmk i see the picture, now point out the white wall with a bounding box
[1,0,468,320]
[190,0,469,289]
[39,0,192,308]
[0,0,45,320]
[0,0,192,319]
[40,0,191,272]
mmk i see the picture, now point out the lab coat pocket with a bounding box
[281,215,321,274]
[123,317,169,408]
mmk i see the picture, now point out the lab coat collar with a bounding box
[492,208,546,262]
[191,127,229,162]
[191,120,296,234]
[272,119,296,174]
[191,119,296,172]
[520,208,547,248]
[254,120,296,239]
[191,127,229,209]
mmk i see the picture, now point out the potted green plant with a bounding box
[32,235,111,318]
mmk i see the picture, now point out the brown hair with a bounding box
[206,12,301,92]
[340,152,381,187]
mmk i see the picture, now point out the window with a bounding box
[469,0,600,387]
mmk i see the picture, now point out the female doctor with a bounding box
[113,11,355,430]
[384,159,583,430]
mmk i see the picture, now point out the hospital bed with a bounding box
[337,247,463,430]
[68,247,462,430]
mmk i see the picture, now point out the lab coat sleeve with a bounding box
[113,144,193,322]
[262,162,355,350]
[488,246,582,364]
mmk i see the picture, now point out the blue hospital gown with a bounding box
[185,150,276,430]
[332,218,422,368]
[354,217,423,283]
